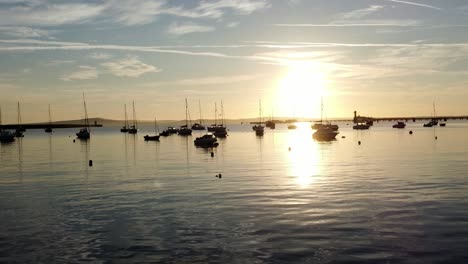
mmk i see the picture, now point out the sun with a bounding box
[276,61,328,119]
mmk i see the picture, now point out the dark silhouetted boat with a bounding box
[287,124,297,130]
[253,100,264,136]
[0,107,15,143]
[191,100,205,130]
[424,102,439,127]
[439,122,446,127]
[45,104,53,133]
[312,98,339,131]
[14,102,25,137]
[144,117,160,141]
[194,133,218,148]
[313,127,339,141]
[160,125,179,136]
[392,121,406,129]
[178,99,192,136]
[120,104,129,132]
[128,101,138,134]
[76,93,90,140]
[353,123,370,130]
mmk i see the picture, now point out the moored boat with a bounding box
[144,117,160,141]
[194,133,218,147]
[76,93,91,140]
[353,123,370,130]
[392,121,406,129]
[0,130,15,143]
[128,101,138,134]
[313,127,339,141]
[120,104,129,132]
[178,99,192,136]
[45,104,53,133]
[253,100,265,136]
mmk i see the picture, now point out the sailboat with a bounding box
[423,101,438,127]
[76,93,90,140]
[0,106,15,143]
[128,101,138,134]
[207,103,218,132]
[312,97,338,131]
[178,98,192,136]
[144,117,160,141]
[14,102,24,137]
[265,108,276,129]
[313,98,339,141]
[120,104,129,132]
[213,101,228,138]
[45,104,53,133]
[191,100,205,130]
[252,100,265,136]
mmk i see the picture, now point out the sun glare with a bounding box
[276,62,328,119]
[285,124,322,188]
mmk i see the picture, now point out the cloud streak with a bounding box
[61,66,98,81]
[167,22,215,35]
[101,57,161,77]
[382,0,442,10]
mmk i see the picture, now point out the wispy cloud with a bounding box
[0,2,105,26]
[167,22,215,35]
[0,26,51,38]
[101,57,161,77]
[0,0,269,27]
[61,66,98,81]
[382,0,441,10]
[88,52,112,60]
[274,20,419,27]
[337,5,384,20]
[227,22,240,28]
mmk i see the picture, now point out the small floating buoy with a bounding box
[219,173,222,179]
[409,131,413,135]
[341,136,346,138]
[211,152,214,157]
[358,141,361,145]
[73,139,75,143]
[435,136,438,140]
[288,147,291,151]
[89,160,93,167]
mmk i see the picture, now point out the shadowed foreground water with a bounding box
[1,122,468,263]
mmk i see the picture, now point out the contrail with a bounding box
[383,0,441,10]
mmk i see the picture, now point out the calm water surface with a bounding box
[1,122,468,263]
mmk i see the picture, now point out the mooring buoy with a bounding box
[89,160,93,167]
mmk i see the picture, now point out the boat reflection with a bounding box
[286,122,322,188]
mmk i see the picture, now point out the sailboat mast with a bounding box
[259,100,262,124]
[17,102,21,126]
[221,100,224,125]
[124,104,128,127]
[321,97,323,123]
[48,104,52,125]
[185,98,188,127]
[83,93,89,129]
[214,102,218,126]
[132,101,137,128]
[198,100,203,125]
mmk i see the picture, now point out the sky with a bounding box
[1,0,468,123]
